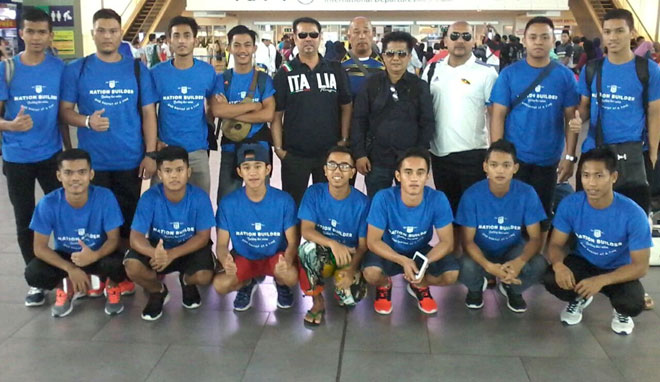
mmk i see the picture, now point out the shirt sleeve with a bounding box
[551,197,574,234]
[627,204,653,251]
[297,187,318,223]
[29,198,54,236]
[130,192,153,235]
[195,190,216,231]
[0,60,8,102]
[335,63,353,105]
[212,73,225,96]
[138,62,158,106]
[454,192,476,228]
[216,200,230,231]
[60,61,80,103]
[648,59,660,102]
[488,69,511,107]
[102,191,125,232]
[432,191,454,229]
[273,68,288,112]
[261,74,276,101]
[483,68,499,106]
[366,192,388,230]
[357,199,370,239]
[282,193,298,231]
[562,68,580,108]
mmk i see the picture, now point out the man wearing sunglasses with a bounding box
[423,21,498,232]
[352,31,435,198]
[271,17,353,206]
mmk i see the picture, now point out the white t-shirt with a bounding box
[423,54,498,157]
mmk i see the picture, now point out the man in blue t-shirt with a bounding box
[59,9,158,261]
[211,25,276,200]
[213,144,299,311]
[490,16,579,235]
[363,147,459,315]
[151,16,218,194]
[569,9,660,214]
[298,146,370,325]
[125,146,216,321]
[24,149,127,318]
[0,9,66,306]
[456,140,547,313]
[544,148,652,335]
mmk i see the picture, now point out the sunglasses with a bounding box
[297,32,320,39]
[383,49,409,58]
[449,32,472,41]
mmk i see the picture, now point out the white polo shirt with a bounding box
[423,54,498,157]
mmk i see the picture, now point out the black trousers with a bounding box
[92,168,142,238]
[280,153,326,206]
[3,154,60,264]
[543,255,645,317]
[431,149,486,214]
[515,160,557,231]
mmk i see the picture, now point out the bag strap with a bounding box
[246,68,260,99]
[426,62,437,84]
[347,50,370,77]
[594,58,605,147]
[134,58,142,117]
[4,56,15,85]
[510,60,558,109]
[634,55,649,114]
[222,69,233,94]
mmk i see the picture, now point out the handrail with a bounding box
[613,0,653,41]
[122,0,148,39]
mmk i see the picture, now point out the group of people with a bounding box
[1,7,658,335]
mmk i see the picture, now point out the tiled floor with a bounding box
[1,152,660,382]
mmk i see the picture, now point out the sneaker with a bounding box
[498,283,527,313]
[560,296,593,325]
[406,283,438,314]
[233,279,258,312]
[611,309,635,335]
[25,287,46,307]
[276,282,294,309]
[104,284,124,316]
[118,279,136,296]
[374,280,393,315]
[465,277,488,309]
[141,284,170,321]
[179,273,201,309]
[87,277,105,298]
[51,288,74,318]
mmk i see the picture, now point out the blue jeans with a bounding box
[459,243,547,294]
[365,166,397,198]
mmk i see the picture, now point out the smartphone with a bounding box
[412,251,429,281]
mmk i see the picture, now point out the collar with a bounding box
[440,53,477,67]
[290,53,328,70]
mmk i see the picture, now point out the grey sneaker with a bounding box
[611,309,635,335]
[560,296,593,325]
[25,287,46,307]
[103,285,124,316]
[51,288,73,318]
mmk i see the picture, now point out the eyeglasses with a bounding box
[389,86,399,102]
[297,32,320,39]
[326,161,354,171]
[383,49,409,58]
[449,32,472,41]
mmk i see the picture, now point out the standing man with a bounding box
[212,25,275,200]
[351,31,435,198]
[490,16,579,238]
[60,9,158,267]
[423,21,498,217]
[271,17,353,206]
[255,33,277,76]
[0,8,66,305]
[544,148,651,335]
[145,33,160,68]
[341,16,384,98]
[556,30,574,68]
[151,16,217,194]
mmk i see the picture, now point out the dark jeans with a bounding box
[365,165,397,198]
[431,149,486,214]
[93,168,141,238]
[24,250,126,290]
[543,255,645,317]
[515,161,557,231]
[280,153,326,206]
[3,154,61,264]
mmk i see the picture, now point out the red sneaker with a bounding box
[374,279,393,315]
[118,279,136,296]
[407,284,437,314]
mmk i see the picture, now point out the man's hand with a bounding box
[70,240,99,268]
[355,157,371,175]
[88,108,110,132]
[568,110,582,134]
[8,106,33,132]
[139,156,157,179]
[485,262,510,280]
[274,254,292,275]
[650,150,658,170]
[335,267,356,290]
[502,258,525,280]
[156,139,168,151]
[557,159,575,183]
[553,262,576,290]
[337,139,349,147]
[574,276,605,299]
[400,256,420,284]
[223,254,237,276]
[329,241,352,267]
[274,147,288,161]
[150,239,172,272]
[67,267,90,294]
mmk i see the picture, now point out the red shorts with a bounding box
[234,252,288,282]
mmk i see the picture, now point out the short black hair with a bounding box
[603,9,634,30]
[561,29,570,36]
[57,149,92,169]
[396,147,431,172]
[572,36,581,44]
[168,16,199,38]
[325,146,354,164]
[636,36,645,42]
[93,9,121,26]
[227,25,257,45]
[149,33,156,42]
[293,17,322,34]
[485,139,518,163]
[579,148,617,174]
[156,146,189,168]
[22,7,52,32]
[382,31,415,52]
[524,16,555,35]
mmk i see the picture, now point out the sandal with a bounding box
[644,293,655,310]
[303,309,325,326]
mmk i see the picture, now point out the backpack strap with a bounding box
[222,69,233,94]
[134,58,142,118]
[256,70,268,96]
[634,55,649,114]
[584,57,604,95]
[426,62,437,84]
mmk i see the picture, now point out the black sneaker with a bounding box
[498,283,527,313]
[276,282,294,309]
[179,273,201,309]
[141,283,170,321]
[465,277,487,309]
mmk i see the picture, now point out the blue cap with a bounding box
[236,144,270,165]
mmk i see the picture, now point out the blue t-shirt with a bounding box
[578,57,660,153]
[298,183,370,248]
[216,186,297,260]
[0,54,64,163]
[213,68,275,152]
[60,54,158,171]
[455,179,547,257]
[553,192,652,270]
[29,185,124,254]
[151,59,217,152]
[131,183,214,249]
[489,60,579,166]
[341,56,384,97]
[367,186,453,255]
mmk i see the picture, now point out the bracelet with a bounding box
[85,115,91,129]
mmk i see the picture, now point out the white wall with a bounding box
[627,0,659,41]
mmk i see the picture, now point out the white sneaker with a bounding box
[611,309,635,335]
[560,296,593,325]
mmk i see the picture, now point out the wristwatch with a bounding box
[564,154,577,163]
[85,115,91,129]
[145,151,158,160]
